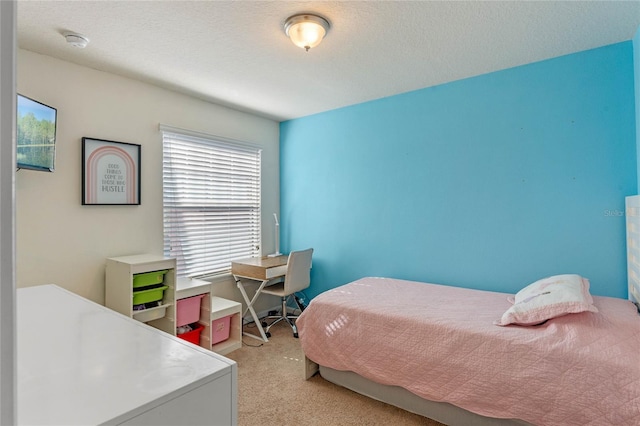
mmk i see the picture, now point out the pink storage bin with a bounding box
[176,294,205,327]
[212,315,232,344]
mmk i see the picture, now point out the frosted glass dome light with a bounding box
[284,14,330,52]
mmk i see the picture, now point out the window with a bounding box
[162,127,261,278]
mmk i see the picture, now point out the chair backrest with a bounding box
[283,248,313,295]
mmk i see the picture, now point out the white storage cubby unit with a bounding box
[176,278,242,355]
[174,277,243,355]
[106,254,177,335]
[203,297,242,355]
[175,277,211,346]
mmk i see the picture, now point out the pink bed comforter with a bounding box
[297,277,640,425]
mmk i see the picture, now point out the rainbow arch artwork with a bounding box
[82,138,140,205]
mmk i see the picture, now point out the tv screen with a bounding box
[16,94,57,172]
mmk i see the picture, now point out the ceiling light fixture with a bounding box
[62,31,90,48]
[284,14,330,52]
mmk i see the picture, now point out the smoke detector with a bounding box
[62,31,89,48]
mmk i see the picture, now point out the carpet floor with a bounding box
[225,320,444,426]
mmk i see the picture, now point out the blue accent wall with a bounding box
[634,27,640,190]
[280,42,637,299]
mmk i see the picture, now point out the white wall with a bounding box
[16,49,280,310]
[0,2,16,423]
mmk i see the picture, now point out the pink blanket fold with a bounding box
[297,277,640,426]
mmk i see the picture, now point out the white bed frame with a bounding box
[304,356,529,426]
[626,195,640,306]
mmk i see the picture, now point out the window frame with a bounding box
[161,125,262,278]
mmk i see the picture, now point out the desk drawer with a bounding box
[266,264,287,279]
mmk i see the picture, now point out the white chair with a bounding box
[261,248,313,338]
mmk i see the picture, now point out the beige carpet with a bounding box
[225,321,444,426]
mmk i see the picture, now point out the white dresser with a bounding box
[17,284,237,425]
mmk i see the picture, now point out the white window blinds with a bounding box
[162,128,261,278]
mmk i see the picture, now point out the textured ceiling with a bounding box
[17,1,640,122]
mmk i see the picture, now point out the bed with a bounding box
[297,276,640,425]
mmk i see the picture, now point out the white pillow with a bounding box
[495,274,598,326]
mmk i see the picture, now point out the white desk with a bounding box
[17,284,238,425]
[231,255,288,342]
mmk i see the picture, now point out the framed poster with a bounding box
[82,137,141,205]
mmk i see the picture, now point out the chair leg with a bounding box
[263,295,301,337]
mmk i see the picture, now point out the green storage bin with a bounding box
[132,285,168,305]
[132,270,168,288]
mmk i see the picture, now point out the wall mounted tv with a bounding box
[16,94,57,172]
